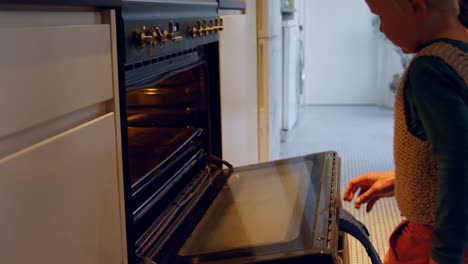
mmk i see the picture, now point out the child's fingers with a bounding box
[366,197,380,212]
[354,186,377,208]
[344,175,373,201]
[343,180,359,201]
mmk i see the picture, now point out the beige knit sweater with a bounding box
[394,42,468,225]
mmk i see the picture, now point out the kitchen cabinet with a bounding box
[0,23,114,139]
[0,7,126,264]
[0,114,123,264]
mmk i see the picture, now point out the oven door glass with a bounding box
[179,153,332,262]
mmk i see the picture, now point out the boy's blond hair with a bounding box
[426,0,467,27]
[391,0,465,24]
[367,0,467,27]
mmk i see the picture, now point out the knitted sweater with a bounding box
[394,40,468,262]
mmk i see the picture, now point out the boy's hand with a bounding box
[343,170,396,212]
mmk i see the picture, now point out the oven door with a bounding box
[171,151,342,264]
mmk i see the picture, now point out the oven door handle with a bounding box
[339,208,382,264]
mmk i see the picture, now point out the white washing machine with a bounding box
[281,18,301,142]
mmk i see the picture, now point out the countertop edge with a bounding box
[0,0,121,8]
[218,0,245,10]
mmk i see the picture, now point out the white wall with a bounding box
[303,0,379,105]
[374,35,406,108]
[219,0,259,167]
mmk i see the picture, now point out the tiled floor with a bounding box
[281,105,404,264]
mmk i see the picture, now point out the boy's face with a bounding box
[366,0,420,53]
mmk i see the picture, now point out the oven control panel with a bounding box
[124,15,222,84]
[130,17,223,58]
[188,18,224,38]
[135,21,182,48]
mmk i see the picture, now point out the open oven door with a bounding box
[176,151,382,264]
[176,151,343,264]
[137,151,381,264]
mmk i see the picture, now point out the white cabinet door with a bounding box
[0,113,123,264]
[0,24,113,139]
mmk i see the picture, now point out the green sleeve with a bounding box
[408,57,468,264]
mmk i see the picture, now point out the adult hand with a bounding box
[343,170,396,212]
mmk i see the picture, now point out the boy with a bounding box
[343,0,467,263]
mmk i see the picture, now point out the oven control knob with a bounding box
[153,26,168,45]
[136,26,154,47]
[166,21,183,42]
[139,32,153,46]
[214,18,220,33]
[197,20,204,37]
[189,26,197,38]
[201,19,208,35]
[219,18,224,31]
[189,20,203,38]
[135,26,154,56]
[207,19,214,34]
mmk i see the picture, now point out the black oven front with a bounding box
[120,1,225,263]
[118,1,366,264]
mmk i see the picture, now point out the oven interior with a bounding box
[124,45,226,261]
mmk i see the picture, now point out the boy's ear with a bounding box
[406,0,429,18]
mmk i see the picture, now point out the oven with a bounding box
[118,1,377,264]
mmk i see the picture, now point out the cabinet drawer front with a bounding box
[0,113,123,264]
[0,24,113,139]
